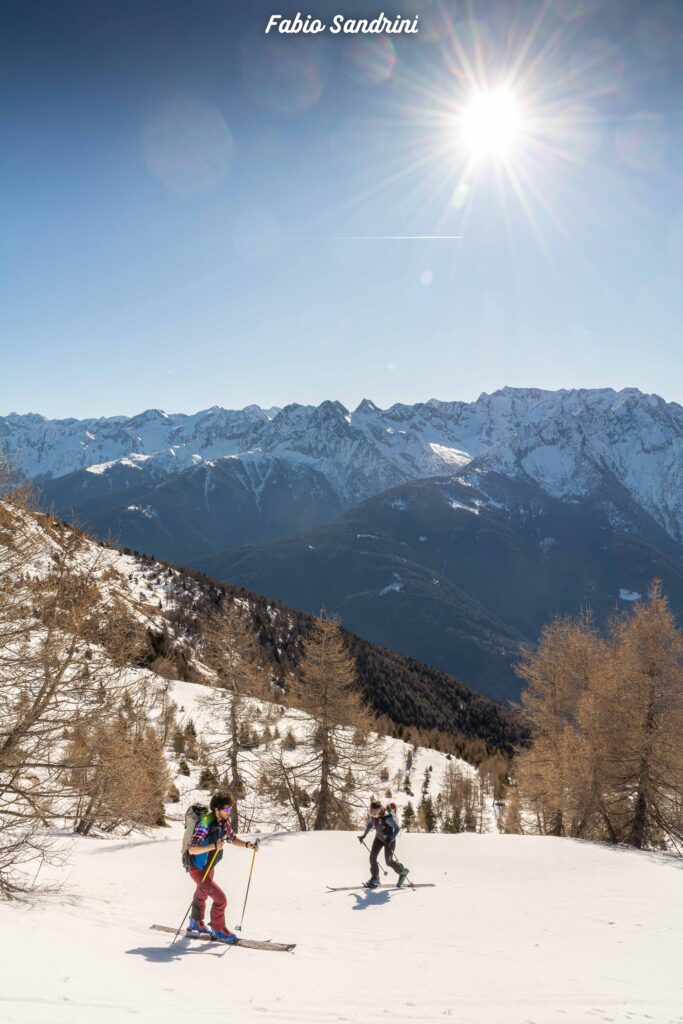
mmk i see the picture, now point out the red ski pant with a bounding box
[189,867,227,931]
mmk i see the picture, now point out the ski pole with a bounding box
[361,837,388,876]
[236,838,260,932]
[170,845,221,945]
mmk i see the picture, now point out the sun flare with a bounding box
[459,88,523,161]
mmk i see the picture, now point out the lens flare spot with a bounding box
[344,36,397,86]
[633,10,683,62]
[241,31,326,114]
[554,0,606,21]
[569,38,623,98]
[615,113,669,173]
[450,180,471,209]
[552,103,604,161]
[142,99,234,195]
[407,0,451,44]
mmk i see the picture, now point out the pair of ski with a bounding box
[152,883,435,950]
[326,882,435,892]
[150,924,295,953]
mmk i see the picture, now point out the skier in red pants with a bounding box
[185,792,258,943]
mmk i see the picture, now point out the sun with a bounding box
[459,88,523,161]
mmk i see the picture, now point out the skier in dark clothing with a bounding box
[358,799,409,888]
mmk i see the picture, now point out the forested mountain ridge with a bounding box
[196,470,683,701]
[0,496,523,755]
[140,550,525,756]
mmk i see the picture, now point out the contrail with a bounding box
[292,235,463,240]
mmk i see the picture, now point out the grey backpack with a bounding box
[181,803,208,871]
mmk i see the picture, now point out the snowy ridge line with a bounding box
[6,386,683,541]
[1,503,185,633]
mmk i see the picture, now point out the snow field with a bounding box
[1,829,682,1024]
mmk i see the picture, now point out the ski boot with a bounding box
[211,928,238,944]
[364,877,380,889]
[187,917,211,935]
[397,868,410,888]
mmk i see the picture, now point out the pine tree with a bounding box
[68,715,170,835]
[500,788,523,834]
[515,614,605,837]
[402,801,416,832]
[604,584,683,849]
[198,601,266,830]
[265,615,386,830]
[514,587,683,849]
[418,794,436,832]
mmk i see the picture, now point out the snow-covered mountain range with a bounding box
[4,387,683,545]
[5,387,683,700]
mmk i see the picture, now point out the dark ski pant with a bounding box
[369,837,404,879]
[189,867,227,931]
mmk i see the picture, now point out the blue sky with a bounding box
[1,0,682,418]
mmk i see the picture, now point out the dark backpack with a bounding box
[181,803,208,872]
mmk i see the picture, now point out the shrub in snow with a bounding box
[282,728,298,751]
[198,766,219,789]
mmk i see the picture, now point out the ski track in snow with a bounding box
[1,830,682,1024]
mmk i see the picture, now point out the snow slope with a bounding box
[1,828,681,1024]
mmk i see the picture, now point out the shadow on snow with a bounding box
[126,940,229,963]
[350,889,394,910]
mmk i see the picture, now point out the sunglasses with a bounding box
[218,806,232,815]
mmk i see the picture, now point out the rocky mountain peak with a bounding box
[355,399,380,414]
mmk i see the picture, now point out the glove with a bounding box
[357,835,365,843]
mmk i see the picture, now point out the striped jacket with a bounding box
[189,812,236,871]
